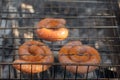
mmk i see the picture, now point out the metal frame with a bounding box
[0,0,120,79]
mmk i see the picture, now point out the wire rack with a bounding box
[0,0,120,80]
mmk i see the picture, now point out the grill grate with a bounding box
[0,0,120,80]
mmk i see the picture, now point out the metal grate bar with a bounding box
[0,13,115,18]
[44,0,117,3]
[0,26,119,29]
[0,0,120,79]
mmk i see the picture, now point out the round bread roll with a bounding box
[36,18,69,41]
[58,41,101,74]
[13,40,54,74]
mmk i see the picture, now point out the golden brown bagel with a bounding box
[36,18,69,41]
[58,41,101,74]
[13,40,54,74]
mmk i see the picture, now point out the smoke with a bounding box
[0,0,119,79]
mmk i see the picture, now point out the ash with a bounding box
[0,0,119,79]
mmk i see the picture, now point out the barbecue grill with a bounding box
[0,0,120,80]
